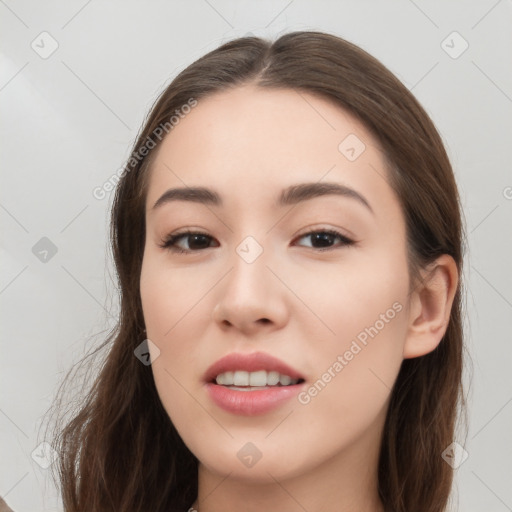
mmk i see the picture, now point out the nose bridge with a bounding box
[226,234,272,306]
[212,233,288,331]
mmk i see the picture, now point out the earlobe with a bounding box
[403,254,459,359]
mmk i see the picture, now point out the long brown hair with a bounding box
[44,31,468,512]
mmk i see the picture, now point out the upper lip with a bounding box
[204,351,305,383]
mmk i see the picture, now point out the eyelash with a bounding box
[158,229,355,254]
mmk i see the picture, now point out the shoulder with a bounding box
[0,497,14,512]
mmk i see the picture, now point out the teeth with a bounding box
[267,371,280,386]
[279,374,292,385]
[233,370,249,386]
[215,370,299,387]
[215,371,233,386]
[249,370,266,386]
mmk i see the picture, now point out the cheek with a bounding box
[291,251,409,427]
[288,244,409,351]
[140,253,214,416]
[291,290,407,462]
[140,252,211,337]
[301,303,407,425]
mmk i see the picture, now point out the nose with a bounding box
[212,247,289,336]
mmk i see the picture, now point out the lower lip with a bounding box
[205,382,305,415]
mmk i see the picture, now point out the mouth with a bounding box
[204,351,305,386]
[203,352,306,415]
[211,370,305,390]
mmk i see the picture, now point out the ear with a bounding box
[403,254,459,359]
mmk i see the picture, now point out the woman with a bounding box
[45,31,467,512]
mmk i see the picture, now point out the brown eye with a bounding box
[294,230,354,250]
[160,231,218,253]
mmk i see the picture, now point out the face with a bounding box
[140,85,411,483]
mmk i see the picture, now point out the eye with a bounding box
[293,229,355,251]
[159,230,218,254]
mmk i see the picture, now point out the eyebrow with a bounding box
[152,182,374,215]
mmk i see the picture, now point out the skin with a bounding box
[139,85,458,512]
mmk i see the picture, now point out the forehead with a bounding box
[145,85,395,215]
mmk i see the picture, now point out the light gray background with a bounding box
[1,1,511,511]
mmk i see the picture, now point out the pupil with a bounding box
[190,234,209,249]
[313,233,333,247]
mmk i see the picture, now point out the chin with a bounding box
[193,436,321,484]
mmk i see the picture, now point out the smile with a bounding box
[204,352,306,415]
[215,370,302,388]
